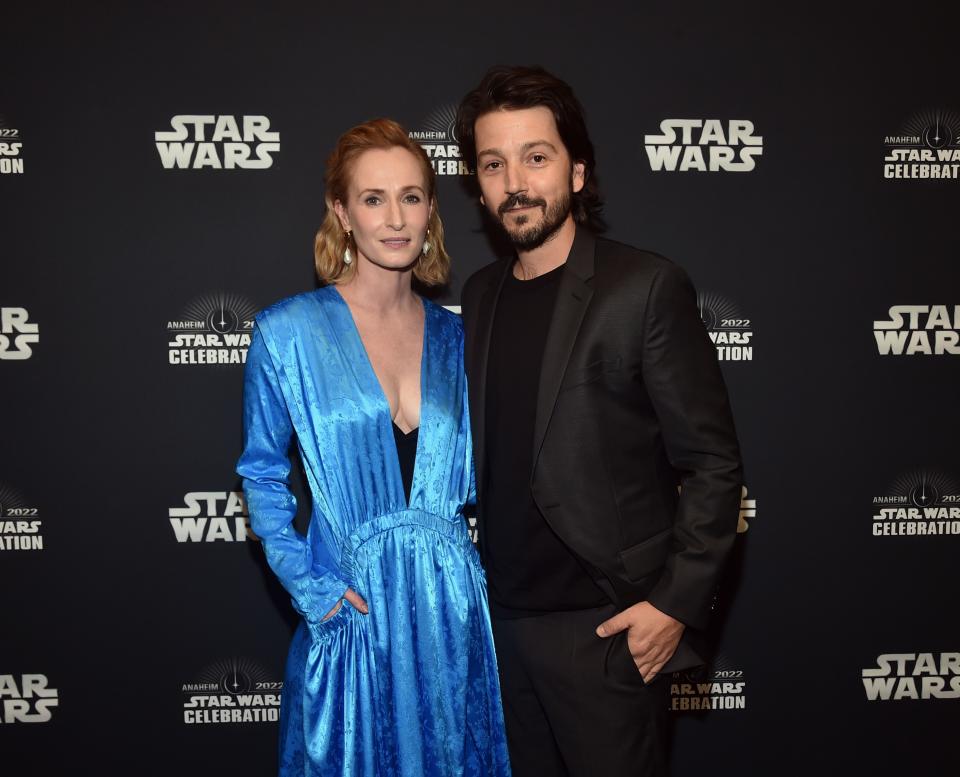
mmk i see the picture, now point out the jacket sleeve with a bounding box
[640,263,743,631]
[237,322,348,624]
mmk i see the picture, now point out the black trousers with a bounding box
[491,603,670,777]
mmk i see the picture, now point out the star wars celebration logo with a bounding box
[0,483,43,552]
[873,305,960,356]
[883,110,960,180]
[182,658,281,724]
[0,307,39,360]
[872,470,960,537]
[863,653,960,701]
[155,115,279,170]
[644,119,763,172]
[166,292,256,366]
[0,485,43,552]
[0,674,58,723]
[698,292,753,361]
[170,491,257,543]
[0,115,23,175]
[670,655,746,711]
[409,104,471,176]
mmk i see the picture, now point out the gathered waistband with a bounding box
[340,509,476,582]
[308,510,478,643]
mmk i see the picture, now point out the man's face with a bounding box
[474,106,585,251]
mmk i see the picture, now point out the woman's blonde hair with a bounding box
[315,118,451,286]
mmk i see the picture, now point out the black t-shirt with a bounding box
[484,264,607,617]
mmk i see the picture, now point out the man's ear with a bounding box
[572,161,586,194]
[333,199,351,231]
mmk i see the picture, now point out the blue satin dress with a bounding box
[237,286,511,777]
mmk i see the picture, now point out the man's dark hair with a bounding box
[455,65,606,233]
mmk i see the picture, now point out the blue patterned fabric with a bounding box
[237,286,511,776]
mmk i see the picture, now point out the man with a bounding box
[456,66,743,776]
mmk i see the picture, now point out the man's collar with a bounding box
[510,223,597,282]
[565,225,596,282]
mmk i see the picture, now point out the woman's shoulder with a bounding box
[254,287,334,330]
[423,297,464,338]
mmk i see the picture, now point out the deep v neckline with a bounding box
[328,285,427,427]
[327,285,429,506]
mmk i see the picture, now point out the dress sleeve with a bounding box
[237,323,348,624]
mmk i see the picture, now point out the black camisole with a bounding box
[392,423,419,503]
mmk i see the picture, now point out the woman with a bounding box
[237,118,511,776]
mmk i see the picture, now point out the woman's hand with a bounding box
[320,587,370,621]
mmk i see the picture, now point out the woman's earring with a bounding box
[421,229,431,256]
[344,230,353,265]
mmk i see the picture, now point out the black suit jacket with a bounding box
[461,228,743,669]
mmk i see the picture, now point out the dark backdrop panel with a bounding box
[3,3,957,775]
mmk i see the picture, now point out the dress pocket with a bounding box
[307,598,357,643]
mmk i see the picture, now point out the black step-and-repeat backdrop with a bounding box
[3,3,958,774]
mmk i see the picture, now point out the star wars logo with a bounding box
[182,658,281,724]
[170,491,257,543]
[872,470,960,537]
[863,653,960,700]
[873,305,960,356]
[409,104,471,176]
[883,110,960,180]
[0,674,58,723]
[0,483,43,552]
[670,663,746,711]
[738,486,756,534]
[0,307,39,360]
[0,120,23,174]
[644,120,762,172]
[698,292,753,361]
[167,292,256,366]
[155,115,279,170]
[465,506,478,544]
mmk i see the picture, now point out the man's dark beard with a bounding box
[496,190,572,252]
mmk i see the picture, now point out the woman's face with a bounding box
[335,146,432,273]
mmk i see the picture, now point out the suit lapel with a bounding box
[469,260,512,496]
[532,228,597,467]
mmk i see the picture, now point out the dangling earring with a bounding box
[421,229,431,256]
[343,230,353,265]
